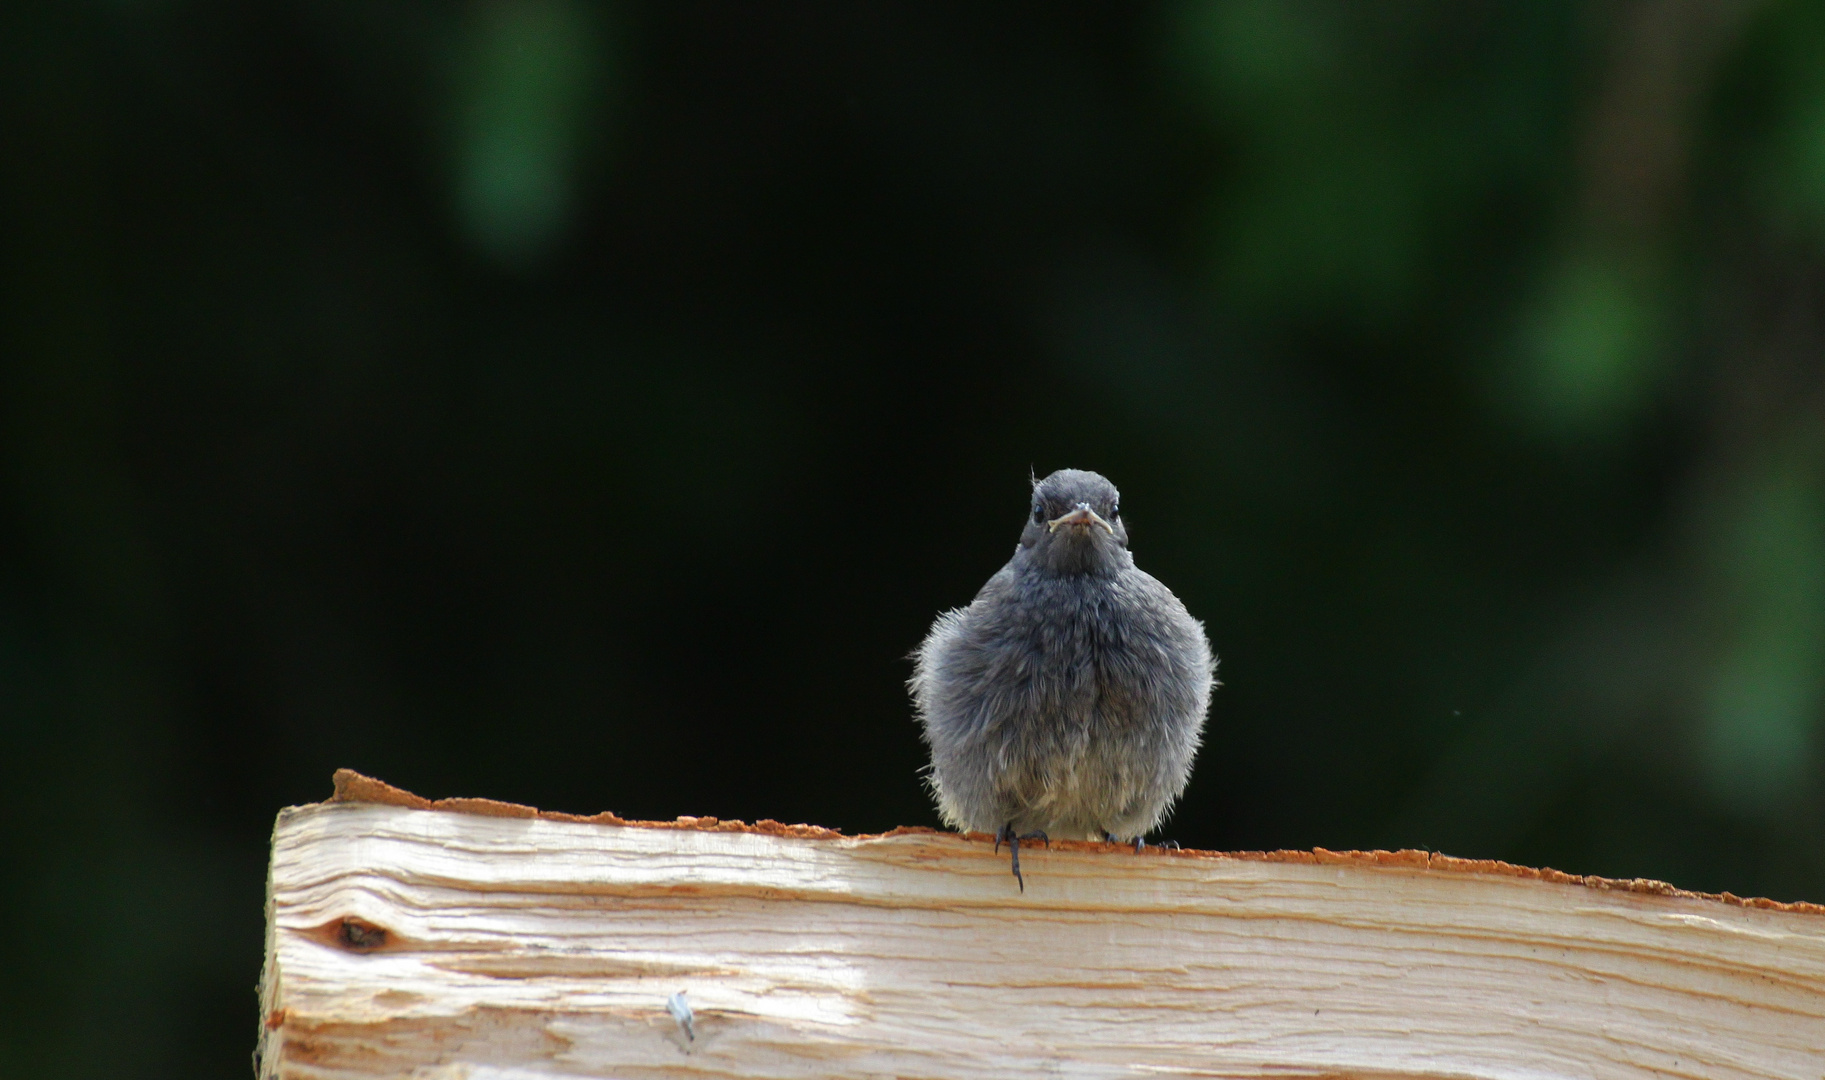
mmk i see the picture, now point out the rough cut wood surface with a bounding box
[259,771,1825,1080]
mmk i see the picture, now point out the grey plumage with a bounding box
[910,469,1215,875]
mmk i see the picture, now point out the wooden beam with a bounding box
[259,771,1825,1079]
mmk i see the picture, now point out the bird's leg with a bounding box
[995,824,1049,892]
[995,824,1023,891]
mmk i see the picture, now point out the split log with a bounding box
[258,770,1825,1079]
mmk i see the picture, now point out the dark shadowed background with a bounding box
[5,1,1825,1075]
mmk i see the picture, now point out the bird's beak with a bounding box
[1047,504,1115,535]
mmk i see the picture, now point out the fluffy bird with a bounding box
[910,468,1215,889]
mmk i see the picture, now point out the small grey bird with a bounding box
[910,468,1215,889]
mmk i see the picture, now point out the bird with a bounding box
[909,468,1215,890]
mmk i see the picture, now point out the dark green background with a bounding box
[5,2,1825,1075]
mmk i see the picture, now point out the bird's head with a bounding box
[1019,468,1130,576]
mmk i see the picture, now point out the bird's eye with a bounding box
[1032,504,1045,523]
[1111,503,1120,518]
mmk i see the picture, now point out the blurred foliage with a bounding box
[450,0,613,265]
[3,1,1825,1076]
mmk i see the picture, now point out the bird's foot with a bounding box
[996,824,1049,892]
[1103,832,1180,854]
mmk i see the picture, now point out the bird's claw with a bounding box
[1103,832,1180,854]
[997,825,1048,891]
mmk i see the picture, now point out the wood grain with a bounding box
[260,780,1825,1079]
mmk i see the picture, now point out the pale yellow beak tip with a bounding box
[1045,506,1115,535]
